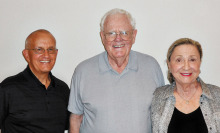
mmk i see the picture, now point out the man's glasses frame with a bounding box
[104,30,134,42]
[26,47,58,54]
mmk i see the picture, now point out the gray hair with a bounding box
[100,8,136,31]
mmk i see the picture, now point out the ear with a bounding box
[22,49,30,63]
[167,60,171,72]
[100,31,105,45]
[55,49,58,56]
[131,29,137,45]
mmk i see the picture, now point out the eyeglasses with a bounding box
[26,47,58,54]
[104,30,133,41]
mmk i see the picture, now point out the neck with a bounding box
[108,56,129,74]
[37,74,51,89]
[175,82,200,102]
[31,71,51,89]
[176,82,199,92]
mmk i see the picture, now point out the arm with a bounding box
[151,87,163,133]
[0,84,8,132]
[69,113,83,133]
[151,95,157,133]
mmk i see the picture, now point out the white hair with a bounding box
[100,8,136,31]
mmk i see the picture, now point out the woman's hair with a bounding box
[100,8,136,31]
[167,38,203,83]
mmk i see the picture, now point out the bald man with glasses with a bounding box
[0,29,70,133]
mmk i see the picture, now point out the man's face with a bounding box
[23,32,58,76]
[101,14,137,62]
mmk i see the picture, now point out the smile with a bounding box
[40,61,50,63]
[113,44,125,48]
[181,73,192,76]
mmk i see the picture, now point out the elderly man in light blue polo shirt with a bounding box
[68,8,164,133]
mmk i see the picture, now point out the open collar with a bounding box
[23,65,56,88]
[98,50,138,73]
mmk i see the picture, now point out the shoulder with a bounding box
[0,71,27,95]
[206,83,220,97]
[202,83,220,111]
[53,76,68,87]
[132,51,164,85]
[74,52,102,72]
[0,71,25,88]
[133,51,161,70]
[153,85,172,98]
[133,51,158,63]
[151,85,173,113]
[52,76,69,90]
[207,84,220,91]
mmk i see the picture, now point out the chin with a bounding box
[178,80,196,85]
[39,67,53,73]
[113,52,128,58]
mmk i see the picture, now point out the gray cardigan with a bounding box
[151,78,220,133]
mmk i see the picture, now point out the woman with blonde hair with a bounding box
[151,38,220,133]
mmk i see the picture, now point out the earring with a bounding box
[172,80,176,88]
[168,69,171,74]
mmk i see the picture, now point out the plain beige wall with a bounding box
[1,0,220,88]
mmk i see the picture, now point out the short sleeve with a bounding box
[68,69,84,115]
[156,63,165,87]
[152,58,165,87]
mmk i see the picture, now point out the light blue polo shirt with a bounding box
[68,50,164,133]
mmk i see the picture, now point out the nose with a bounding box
[114,33,123,41]
[42,49,50,57]
[183,60,190,70]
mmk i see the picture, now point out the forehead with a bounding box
[104,14,132,31]
[172,44,200,57]
[30,33,56,48]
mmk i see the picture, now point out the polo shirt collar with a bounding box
[23,65,55,88]
[99,50,138,73]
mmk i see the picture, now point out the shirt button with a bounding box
[210,127,212,130]
[205,114,207,116]
[47,102,50,104]
[200,102,203,104]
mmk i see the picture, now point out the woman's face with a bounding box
[168,44,201,86]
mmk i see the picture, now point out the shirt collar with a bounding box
[163,77,213,100]
[23,65,55,88]
[199,78,213,100]
[99,50,138,73]
[163,84,175,99]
